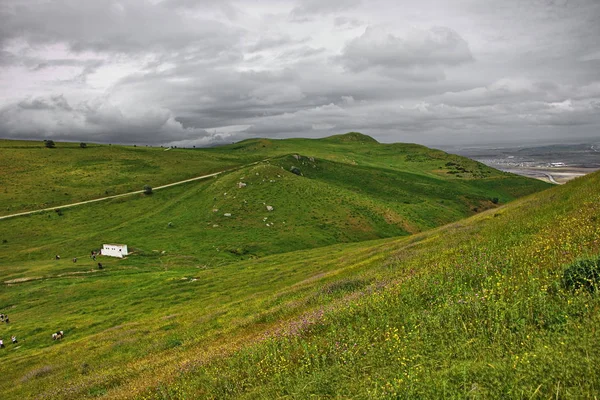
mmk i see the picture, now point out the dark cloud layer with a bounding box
[0,0,599,146]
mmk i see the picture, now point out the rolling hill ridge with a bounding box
[0,133,549,218]
[0,141,549,265]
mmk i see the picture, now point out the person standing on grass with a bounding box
[11,336,17,344]
[0,339,4,348]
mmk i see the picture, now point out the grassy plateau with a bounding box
[1,133,597,399]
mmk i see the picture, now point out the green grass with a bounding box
[0,139,263,216]
[0,133,549,217]
[137,170,599,399]
[0,153,548,267]
[0,133,549,267]
[0,170,596,398]
[1,133,583,399]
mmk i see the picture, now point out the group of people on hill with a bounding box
[57,249,100,261]
[2,251,93,351]
[3,249,106,350]
[91,250,104,269]
[0,312,15,348]
[0,336,17,348]
[1,310,64,349]
[0,313,17,348]
[54,250,104,270]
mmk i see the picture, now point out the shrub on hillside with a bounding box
[80,142,87,148]
[226,246,249,256]
[44,139,56,148]
[322,278,367,295]
[143,185,153,195]
[562,256,600,293]
[19,365,53,383]
[164,338,182,349]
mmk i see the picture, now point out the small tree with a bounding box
[143,185,153,195]
[80,142,87,148]
[44,140,56,148]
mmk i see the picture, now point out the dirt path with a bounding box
[543,172,559,184]
[0,160,267,221]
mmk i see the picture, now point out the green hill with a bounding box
[0,139,263,217]
[0,135,548,218]
[0,153,548,267]
[0,134,550,267]
[0,133,569,399]
[0,162,597,398]
[321,131,380,143]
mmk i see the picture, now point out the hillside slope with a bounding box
[0,151,549,267]
[0,134,549,217]
[0,164,597,398]
[0,139,263,216]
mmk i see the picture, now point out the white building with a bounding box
[100,244,128,258]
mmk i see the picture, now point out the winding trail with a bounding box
[0,159,267,221]
[542,172,559,185]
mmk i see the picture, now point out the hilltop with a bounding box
[0,158,597,398]
[321,131,380,143]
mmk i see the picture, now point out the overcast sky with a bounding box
[1,0,599,147]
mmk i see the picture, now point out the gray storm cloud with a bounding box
[0,0,599,146]
[338,26,474,72]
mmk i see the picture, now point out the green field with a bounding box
[3,134,597,399]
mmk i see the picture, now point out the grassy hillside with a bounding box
[0,150,549,267]
[0,134,549,217]
[0,139,262,216]
[0,159,597,400]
